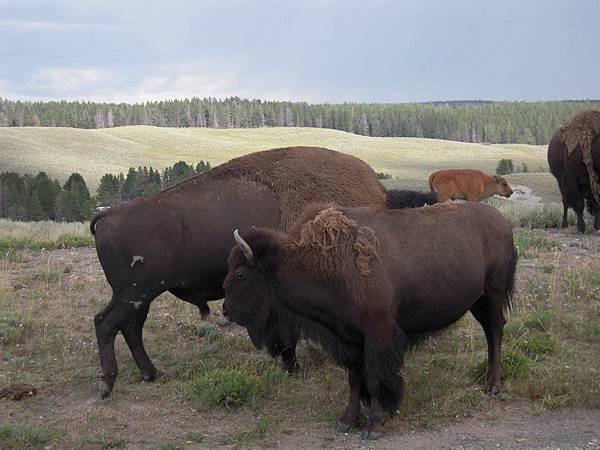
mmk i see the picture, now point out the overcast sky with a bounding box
[1,0,598,103]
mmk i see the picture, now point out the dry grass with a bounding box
[0,126,547,188]
[0,223,598,448]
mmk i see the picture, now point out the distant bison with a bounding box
[223,202,517,439]
[548,109,600,232]
[91,147,386,398]
[429,169,513,202]
[385,189,438,208]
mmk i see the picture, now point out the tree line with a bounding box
[0,160,211,222]
[1,97,598,145]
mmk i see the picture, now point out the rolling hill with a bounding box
[0,125,556,200]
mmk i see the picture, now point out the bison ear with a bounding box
[494,175,501,181]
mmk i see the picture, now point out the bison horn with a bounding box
[234,229,254,262]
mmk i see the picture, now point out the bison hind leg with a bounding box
[470,293,506,395]
[94,288,160,398]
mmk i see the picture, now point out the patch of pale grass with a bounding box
[0,219,90,242]
[0,126,547,188]
[0,219,93,254]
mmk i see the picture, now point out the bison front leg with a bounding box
[281,345,299,374]
[336,367,362,433]
[361,328,406,440]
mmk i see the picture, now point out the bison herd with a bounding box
[91,110,600,440]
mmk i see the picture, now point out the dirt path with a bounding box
[278,406,600,449]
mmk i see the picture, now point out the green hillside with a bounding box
[0,125,553,195]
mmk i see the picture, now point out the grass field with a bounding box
[0,215,599,448]
[0,126,548,189]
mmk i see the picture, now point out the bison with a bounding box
[548,109,600,233]
[428,169,513,202]
[91,146,387,398]
[223,202,517,439]
[385,189,438,209]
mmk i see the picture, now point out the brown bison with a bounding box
[91,146,386,398]
[223,202,517,439]
[548,109,600,233]
[385,189,438,208]
[429,169,513,202]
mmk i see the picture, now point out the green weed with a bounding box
[187,368,263,408]
[0,423,52,450]
[0,312,28,346]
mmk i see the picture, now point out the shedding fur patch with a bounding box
[354,226,379,275]
[295,207,380,276]
[296,207,356,253]
[560,109,600,202]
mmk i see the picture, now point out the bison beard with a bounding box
[223,203,517,439]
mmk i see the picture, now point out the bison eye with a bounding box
[234,269,246,280]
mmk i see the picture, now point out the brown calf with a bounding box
[429,169,513,202]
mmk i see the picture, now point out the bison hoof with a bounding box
[98,381,111,399]
[485,385,501,396]
[361,430,381,440]
[336,422,352,433]
[142,369,166,382]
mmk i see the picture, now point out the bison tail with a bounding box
[90,210,108,235]
[504,245,518,312]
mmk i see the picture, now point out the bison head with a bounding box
[493,175,513,198]
[222,228,281,332]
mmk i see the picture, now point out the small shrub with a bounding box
[503,351,531,379]
[496,158,514,175]
[0,312,28,346]
[471,351,530,382]
[376,172,392,180]
[0,423,51,449]
[518,333,556,358]
[513,230,559,257]
[525,310,555,332]
[0,248,25,262]
[99,438,127,449]
[187,368,262,408]
[193,323,221,339]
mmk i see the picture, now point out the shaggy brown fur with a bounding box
[293,206,380,276]
[209,146,386,229]
[428,169,513,202]
[223,202,517,439]
[559,109,600,203]
[91,147,387,398]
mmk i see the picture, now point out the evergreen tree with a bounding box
[30,171,60,219]
[56,173,92,221]
[163,161,196,187]
[195,161,211,173]
[97,173,122,206]
[496,159,514,175]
